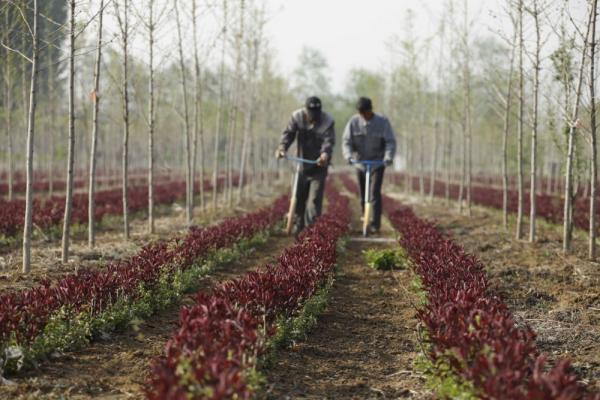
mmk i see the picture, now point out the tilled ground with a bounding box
[0,191,279,293]
[265,211,432,399]
[393,192,600,393]
[0,232,294,399]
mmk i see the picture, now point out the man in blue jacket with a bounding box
[342,97,396,233]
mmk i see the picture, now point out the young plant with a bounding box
[363,247,409,270]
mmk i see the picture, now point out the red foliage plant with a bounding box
[0,195,288,354]
[145,186,351,400]
[0,176,243,237]
[383,197,599,400]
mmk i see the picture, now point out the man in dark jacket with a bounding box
[277,96,335,234]
[342,97,396,233]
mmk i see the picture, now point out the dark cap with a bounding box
[305,96,322,118]
[356,97,373,113]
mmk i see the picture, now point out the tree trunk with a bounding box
[175,0,193,225]
[516,0,525,239]
[47,53,56,197]
[88,0,104,248]
[3,17,14,201]
[22,0,39,274]
[213,0,227,211]
[192,0,205,212]
[238,20,261,203]
[148,0,155,234]
[116,0,131,240]
[502,29,517,230]
[61,0,76,263]
[458,120,466,213]
[564,5,593,253]
[529,1,541,242]
[589,0,598,259]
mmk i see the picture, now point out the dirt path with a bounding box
[265,213,431,399]
[392,192,600,393]
[0,232,295,400]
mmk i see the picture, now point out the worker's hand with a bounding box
[384,158,393,167]
[317,153,329,167]
[275,148,286,159]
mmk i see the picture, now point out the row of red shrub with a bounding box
[383,196,599,400]
[393,174,595,232]
[0,169,175,195]
[0,195,288,358]
[0,176,239,237]
[145,185,351,399]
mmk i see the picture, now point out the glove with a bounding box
[347,158,353,165]
[275,148,286,159]
[384,158,393,167]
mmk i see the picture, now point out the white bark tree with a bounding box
[61,0,77,263]
[88,0,105,248]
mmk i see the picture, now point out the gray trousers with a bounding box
[295,168,327,229]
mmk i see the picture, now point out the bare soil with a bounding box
[264,206,432,399]
[0,190,280,293]
[0,232,295,399]
[392,192,600,393]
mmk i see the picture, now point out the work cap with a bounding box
[305,96,322,119]
[356,97,373,113]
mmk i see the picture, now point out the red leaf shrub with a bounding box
[0,176,244,237]
[146,186,351,400]
[0,195,288,353]
[383,196,599,400]
[392,173,596,233]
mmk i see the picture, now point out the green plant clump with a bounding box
[363,247,410,270]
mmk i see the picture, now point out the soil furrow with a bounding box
[265,214,431,399]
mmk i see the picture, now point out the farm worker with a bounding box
[276,96,335,234]
[342,97,397,234]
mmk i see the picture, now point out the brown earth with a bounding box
[0,231,295,399]
[391,191,600,393]
[264,200,432,399]
[0,189,282,293]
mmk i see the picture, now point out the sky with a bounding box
[263,0,507,93]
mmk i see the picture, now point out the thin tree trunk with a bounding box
[226,0,244,207]
[458,121,466,213]
[419,121,425,196]
[192,0,204,211]
[502,31,516,230]
[238,20,261,203]
[22,0,39,274]
[61,0,76,263]
[564,5,593,253]
[529,1,540,242]
[445,124,452,204]
[212,0,227,210]
[116,0,131,240]
[516,0,525,239]
[147,0,155,234]
[175,0,193,225]
[589,0,598,259]
[88,0,104,248]
[47,53,56,197]
[464,0,472,217]
[430,22,443,202]
[3,16,14,201]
